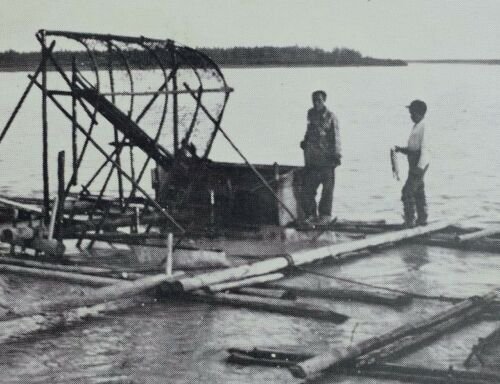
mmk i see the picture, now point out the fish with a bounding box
[390,148,400,181]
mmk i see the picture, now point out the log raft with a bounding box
[173,220,453,293]
[289,289,499,379]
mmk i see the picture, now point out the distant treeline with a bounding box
[0,46,406,71]
[199,46,406,66]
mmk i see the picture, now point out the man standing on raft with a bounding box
[300,90,341,226]
[395,99,429,227]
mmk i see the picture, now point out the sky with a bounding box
[1,0,500,60]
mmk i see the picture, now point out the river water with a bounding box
[0,64,499,383]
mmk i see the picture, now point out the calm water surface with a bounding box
[0,64,499,383]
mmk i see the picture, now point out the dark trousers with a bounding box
[402,168,427,225]
[302,166,336,217]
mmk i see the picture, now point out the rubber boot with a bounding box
[403,201,416,228]
[416,199,428,226]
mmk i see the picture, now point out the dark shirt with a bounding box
[302,107,341,167]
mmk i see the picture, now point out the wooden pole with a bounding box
[47,195,58,240]
[0,296,153,345]
[56,150,65,243]
[236,287,292,300]
[289,289,498,379]
[165,233,173,276]
[41,31,50,224]
[457,226,500,243]
[208,273,285,292]
[169,41,179,155]
[0,256,143,279]
[356,305,489,368]
[0,264,122,287]
[0,41,55,145]
[71,57,78,186]
[263,284,412,307]
[174,220,453,292]
[1,272,184,320]
[355,363,500,384]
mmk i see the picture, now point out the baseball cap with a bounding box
[406,100,427,114]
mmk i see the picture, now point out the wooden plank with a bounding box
[289,289,498,379]
[174,220,453,292]
[187,291,348,323]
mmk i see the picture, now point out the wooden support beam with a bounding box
[289,289,498,379]
[173,220,453,292]
[187,291,348,323]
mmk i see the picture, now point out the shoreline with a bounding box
[0,62,409,72]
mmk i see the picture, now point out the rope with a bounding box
[294,266,464,303]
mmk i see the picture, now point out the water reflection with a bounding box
[401,243,429,271]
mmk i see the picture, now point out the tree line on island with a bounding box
[0,46,406,71]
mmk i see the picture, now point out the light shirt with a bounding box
[407,119,429,169]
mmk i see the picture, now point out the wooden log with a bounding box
[457,226,500,242]
[356,363,500,384]
[463,324,500,368]
[236,287,292,300]
[174,220,453,292]
[1,272,184,319]
[0,264,121,287]
[187,291,348,323]
[356,305,486,367]
[263,283,412,307]
[420,235,500,253]
[208,273,285,292]
[0,296,152,344]
[289,289,497,379]
[0,256,144,279]
[0,196,43,215]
